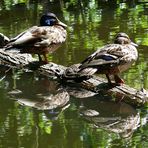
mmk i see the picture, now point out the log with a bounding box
[0,48,148,106]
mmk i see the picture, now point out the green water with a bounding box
[0,0,148,148]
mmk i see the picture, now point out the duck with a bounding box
[62,33,138,85]
[5,12,67,63]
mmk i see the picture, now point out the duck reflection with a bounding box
[12,89,70,110]
[79,98,140,138]
[7,75,70,116]
[5,72,141,136]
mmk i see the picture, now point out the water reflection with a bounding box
[0,68,147,148]
[79,99,140,138]
[0,0,148,147]
[1,71,144,139]
[6,73,69,110]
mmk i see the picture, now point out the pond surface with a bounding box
[0,0,148,148]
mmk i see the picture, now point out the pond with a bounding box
[0,0,148,148]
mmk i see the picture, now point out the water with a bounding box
[0,0,148,148]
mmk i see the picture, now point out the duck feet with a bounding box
[38,54,49,65]
[114,75,124,85]
[106,74,124,87]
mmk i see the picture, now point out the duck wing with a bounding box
[5,26,40,49]
[79,44,135,70]
[5,26,67,48]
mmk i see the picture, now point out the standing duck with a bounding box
[62,33,138,85]
[78,32,138,85]
[5,12,67,63]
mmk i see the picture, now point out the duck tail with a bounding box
[4,43,21,54]
[0,33,10,48]
[4,44,12,50]
[58,64,96,83]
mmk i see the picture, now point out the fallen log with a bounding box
[0,48,147,106]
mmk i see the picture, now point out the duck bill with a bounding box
[131,41,138,47]
[57,20,67,28]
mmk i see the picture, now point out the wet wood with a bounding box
[0,49,36,68]
[80,77,148,106]
[0,49,148,106]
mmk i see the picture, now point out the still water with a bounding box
[0,0,148,148]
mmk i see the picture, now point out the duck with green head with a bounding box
[5,12,67,63]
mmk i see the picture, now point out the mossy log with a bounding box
[0,48,147,106]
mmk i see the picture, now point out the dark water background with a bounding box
[0,0,148,148]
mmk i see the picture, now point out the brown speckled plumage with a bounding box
[62,33,138,85]
[79,33,138,85]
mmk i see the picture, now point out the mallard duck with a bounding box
[5,12,67,63]
[78,32,138,85]
[61,33,138,85]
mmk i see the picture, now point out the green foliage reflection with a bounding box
[0,0,147,148]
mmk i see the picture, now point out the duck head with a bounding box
[114,32,138,47]
[40,12,67,28]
